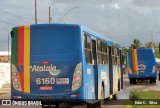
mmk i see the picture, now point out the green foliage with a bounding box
[128,39,160,59]
[124,90,160,108]
[129,90,160,100]
[155,50,160,59]
[129,39,143,49]
[145,41,160,59]
[122,47,128,64]
[129,89,141,100]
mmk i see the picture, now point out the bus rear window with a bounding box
[30,27,78,55]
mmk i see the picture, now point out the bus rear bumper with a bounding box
[128,72,157,79]
[11,86,86,103]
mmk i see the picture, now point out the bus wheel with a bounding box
[113,94,118,100]
[150,79,153,83]
[133,79,136,84]
[130,79,133,84]
[130,79,134,84]
[55,103,59,108]
[85,103,98,108]
[86,103,101,108]
[153,78,156,83]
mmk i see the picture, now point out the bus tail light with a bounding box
[128,68,132,74]
[72,63,82,91]
[152,66,156,73]
[12,64,22,91]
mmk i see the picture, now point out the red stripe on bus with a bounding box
[18,26,24,92]
[132,49,136,71]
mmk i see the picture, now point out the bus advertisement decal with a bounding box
[30,64,61,76]
[138,63,147,72]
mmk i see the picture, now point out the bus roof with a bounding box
[12,23,121,48]
[127,48,154,51]
[81,25,121,48]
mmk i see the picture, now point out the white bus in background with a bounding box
[156,58,160,64]
[0,51,11,88]
[0,63,10,88]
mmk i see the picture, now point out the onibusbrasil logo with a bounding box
[30,64,60,76]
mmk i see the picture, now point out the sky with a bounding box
[0,0,160,51]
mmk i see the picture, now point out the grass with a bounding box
[123,90,160,108]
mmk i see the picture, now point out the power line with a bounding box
[108,32,151,38]
[0,9,34,20]
[0,8,47,22]
[0,20,17,26]
[107,29,160,39]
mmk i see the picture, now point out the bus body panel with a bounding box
[97,65,110,99]
[112,65,119,94]
[81,27,122,100]
[11,24,122,103]
[127,48,157,80]
[11,24,85,100]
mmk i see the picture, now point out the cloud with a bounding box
[100,4,105,10]
[0,0,160,50]
[110,3,120,9]
[133,0,160,8]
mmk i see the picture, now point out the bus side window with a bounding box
[112,46,116,65]
[84,32,92,64]
[102,41,107,65]
[97,39,103,64]
[117,48,120,65]
[115,47,118,65]
[106,46,109,65]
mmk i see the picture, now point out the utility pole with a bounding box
[35,0,37,24]
[49,7,51,23]
[151,31,153,48]
[8,31,10,61]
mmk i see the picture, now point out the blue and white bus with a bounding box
[11,24,123,107]
[127,48,157,84]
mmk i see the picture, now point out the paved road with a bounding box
[0,74,160,108]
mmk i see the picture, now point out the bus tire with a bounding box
[150,79,153,83]
[113,94,118,100]
[85,103,98,108]
[133,79,136,84]
[55,103,59,108]
[153,78,156,83]
[130,79,133,84]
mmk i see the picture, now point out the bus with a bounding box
[11,24,123,107]
[127,48,157,84]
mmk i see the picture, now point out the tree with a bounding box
[159,42,160,52]
[129,39,142,49]
[122,47,128,64]
[145,41,156,48]
[145,41,160,59]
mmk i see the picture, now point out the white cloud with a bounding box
[0,0,160,50]
[133,0,160,8]
[100,4,105,10]
[110,3,120,9]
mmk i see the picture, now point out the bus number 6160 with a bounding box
[36,78,55,85]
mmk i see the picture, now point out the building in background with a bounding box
[0,51,10,63]
[0,51,11,88]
